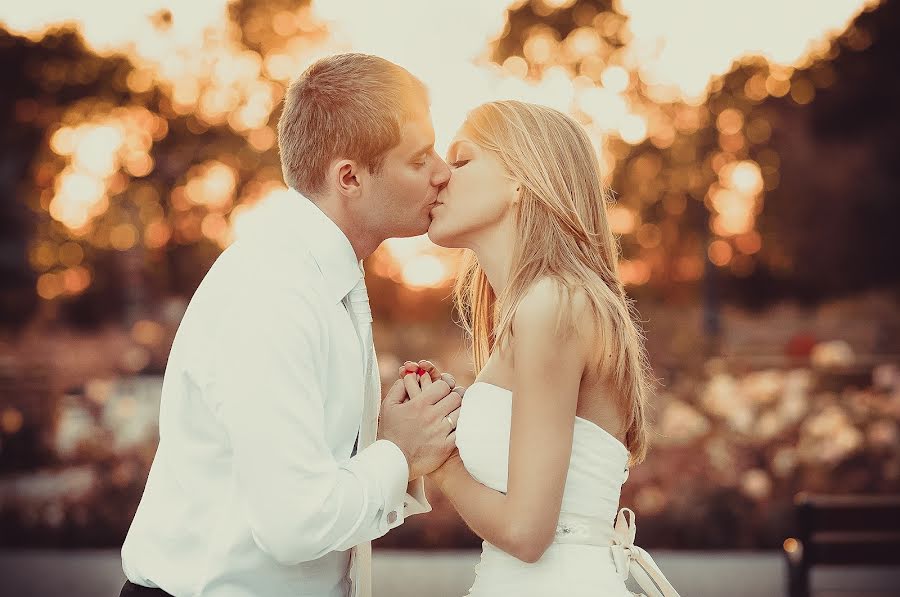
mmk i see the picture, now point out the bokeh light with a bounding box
[2,0,881,293]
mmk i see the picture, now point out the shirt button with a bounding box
[387,511,398,524]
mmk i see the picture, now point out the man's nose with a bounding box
[433,158,451,187]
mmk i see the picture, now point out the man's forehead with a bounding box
[400,113,435,149]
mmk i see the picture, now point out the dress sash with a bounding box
[553,508,681,597]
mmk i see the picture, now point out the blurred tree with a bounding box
[1,0,898,334]
[496,0,900,307]
[755,0,900,301]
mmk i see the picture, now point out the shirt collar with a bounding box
[278,188,364,304]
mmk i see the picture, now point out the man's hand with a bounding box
[377,368,463,481]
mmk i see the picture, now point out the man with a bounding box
[121,53,461,597]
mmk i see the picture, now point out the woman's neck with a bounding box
[468,218,517,296]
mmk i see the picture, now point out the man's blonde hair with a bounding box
[277,53,429,197]
[453,101,654,465]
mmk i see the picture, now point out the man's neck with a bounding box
[309,196,381,262]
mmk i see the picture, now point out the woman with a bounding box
[401,101,680,596]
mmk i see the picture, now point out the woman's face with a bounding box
[427,132,519,249]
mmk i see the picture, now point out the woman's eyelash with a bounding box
[450,159,469,168]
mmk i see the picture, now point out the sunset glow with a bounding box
[1,0,880,293]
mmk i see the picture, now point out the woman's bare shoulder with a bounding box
[513,277,595,333]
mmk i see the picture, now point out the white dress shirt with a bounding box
[121,189,430,597]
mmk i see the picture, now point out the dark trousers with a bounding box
[119,581,174,597]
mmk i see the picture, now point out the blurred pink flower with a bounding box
[658,399,710,444]
[810,340,855,369]
[740,468,772,500]
[866,419,898,449]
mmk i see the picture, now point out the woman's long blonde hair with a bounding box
[453,100,652,464]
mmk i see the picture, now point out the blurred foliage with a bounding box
[494,0,900,306]
[1,0,900,551]
[0,1,899,334]
[1,355,897,549]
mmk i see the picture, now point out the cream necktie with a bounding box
[343,275,378,597]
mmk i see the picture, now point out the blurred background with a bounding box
[1,0,899,595]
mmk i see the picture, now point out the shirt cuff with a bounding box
[404,477,432,517]
[347,439,410,533]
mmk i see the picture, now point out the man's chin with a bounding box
[388,218,430,239]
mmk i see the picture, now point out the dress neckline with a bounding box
[468,381,631,457]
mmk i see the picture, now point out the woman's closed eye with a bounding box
[450,159,470,169]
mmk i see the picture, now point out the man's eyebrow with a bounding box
[413,143,434,158]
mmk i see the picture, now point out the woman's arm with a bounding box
[431,279,589,563]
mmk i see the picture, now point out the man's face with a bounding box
[361,112,451,239]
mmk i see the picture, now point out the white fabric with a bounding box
[343,277,375,597]
[456,382,679,597]
[553,509,682,597]
[121,189,429,597]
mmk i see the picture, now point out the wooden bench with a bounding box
[784,493,900,597]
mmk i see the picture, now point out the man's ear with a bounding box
[334,160,362,198]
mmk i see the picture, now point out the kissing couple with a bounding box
[120,53,680,597]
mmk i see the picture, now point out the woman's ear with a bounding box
[512,184,522,205]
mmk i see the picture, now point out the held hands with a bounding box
[377,360,465,481]
[397,360,461,399]
[400,361,467,490]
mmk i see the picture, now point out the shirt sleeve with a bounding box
[213,279,412,566]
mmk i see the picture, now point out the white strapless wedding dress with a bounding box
[455,382,680,597]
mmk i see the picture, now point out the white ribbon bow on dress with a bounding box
[610,508,681,597]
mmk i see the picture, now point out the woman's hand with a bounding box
[398,360,466,401]
[429,447,465,491]
[399,359,459,387]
